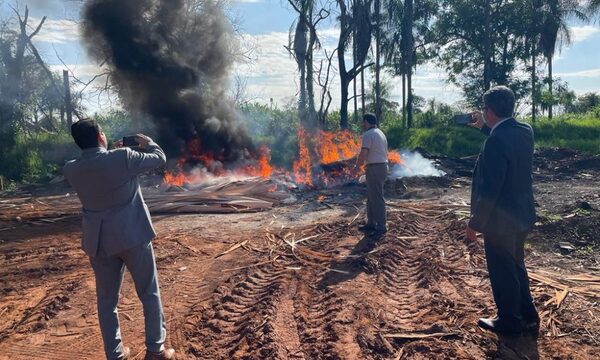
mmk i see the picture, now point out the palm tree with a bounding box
[538,0,586,119]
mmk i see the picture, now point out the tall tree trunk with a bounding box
[340,77,350,129]
[306,48,316,126]
[353,19,358,124]
[353,77,358,124]
[530,0,537,123]
[407,70,413,129]
[293,16,308,125]
[531,45,536,123]
[404,0,414,128]
[548,55,553,120]
[483,0,492,90]
[402,72,406,127]
[306,7,317,127]
[361,68,366,114]
[374,0,381,121]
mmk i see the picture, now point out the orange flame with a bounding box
[316,130,361,165]
[163,128,402,188]
[244,145,273,178]
[292,127,403,186]
[163,172,188,187]
[388,150,403,165]
[292,128,313,186]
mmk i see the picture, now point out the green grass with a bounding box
[529,115,600,155]
[385,114,600,157]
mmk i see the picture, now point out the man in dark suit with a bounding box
[63,120,175,360]
[466,86,539,336]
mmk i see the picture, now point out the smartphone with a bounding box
[452,114,473,125]
[122,136,139,147]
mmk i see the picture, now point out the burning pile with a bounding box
[163,127,402,188]
[292,128,402,187]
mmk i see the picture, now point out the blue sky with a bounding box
[2,0,600,112]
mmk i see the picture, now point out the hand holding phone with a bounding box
[452,114,474,125]
[122,136,139,147]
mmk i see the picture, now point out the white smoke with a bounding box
[390,150,445,178]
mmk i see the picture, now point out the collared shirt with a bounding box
[361,127,388,164]
[490,117,512,134]
[81,147,107,157]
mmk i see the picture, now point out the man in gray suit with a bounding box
[63,120,175,360]
[466,86,538,336]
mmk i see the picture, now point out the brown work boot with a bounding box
[144,348,175,360]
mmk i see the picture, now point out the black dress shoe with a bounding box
[370,228,388,237]
[478,317,522,336]
[358,224,376,233]
[523,319,540,333]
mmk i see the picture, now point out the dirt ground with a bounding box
[0,148,599,360]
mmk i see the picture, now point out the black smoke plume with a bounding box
[81,0,254,162]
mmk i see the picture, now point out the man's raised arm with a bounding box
[126,134,167,176]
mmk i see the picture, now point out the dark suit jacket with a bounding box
[469,118,536,236]
[63,143,166,257]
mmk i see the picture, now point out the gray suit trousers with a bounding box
[366,163,388,231]
[89,242,166,359]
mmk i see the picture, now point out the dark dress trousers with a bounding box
[469,118,538,326]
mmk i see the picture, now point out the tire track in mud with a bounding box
[181,219,355,360]
[183,263,292,359]
[356,211,460,357]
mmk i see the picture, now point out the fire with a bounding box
[163,172,188,187]
[163,127,403,188]
[388,150,402,165]
[292,127,403,186]
[244,145,273,178]
[164,141,273,186]
[316,130,361,164]
[292,128,313,186]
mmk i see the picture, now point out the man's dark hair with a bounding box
[71,120,101,149]
[483,86,515,118]
[363,113,378,125]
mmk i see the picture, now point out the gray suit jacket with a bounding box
[63,142,166,257]
[469,119,537,236]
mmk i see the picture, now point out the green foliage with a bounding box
[239,102,299,167]
[2,132,78,183]
[383,113,600,158]
[383,123,486,157]
[93,110,137,140]
[1,111,133,183]
[529,114,600,155]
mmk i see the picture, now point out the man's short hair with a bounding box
[363,113,378,125]
[483,86,515,118]
[71,120,101,149]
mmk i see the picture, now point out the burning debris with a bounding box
[162,127,405,189]
[82,0,254,161]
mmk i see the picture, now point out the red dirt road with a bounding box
[1,194,598,359]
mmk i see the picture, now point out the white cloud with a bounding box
[571,25,600,43]
[234,29,464,108]
[556,68,600,78]
[30,17,79,44]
